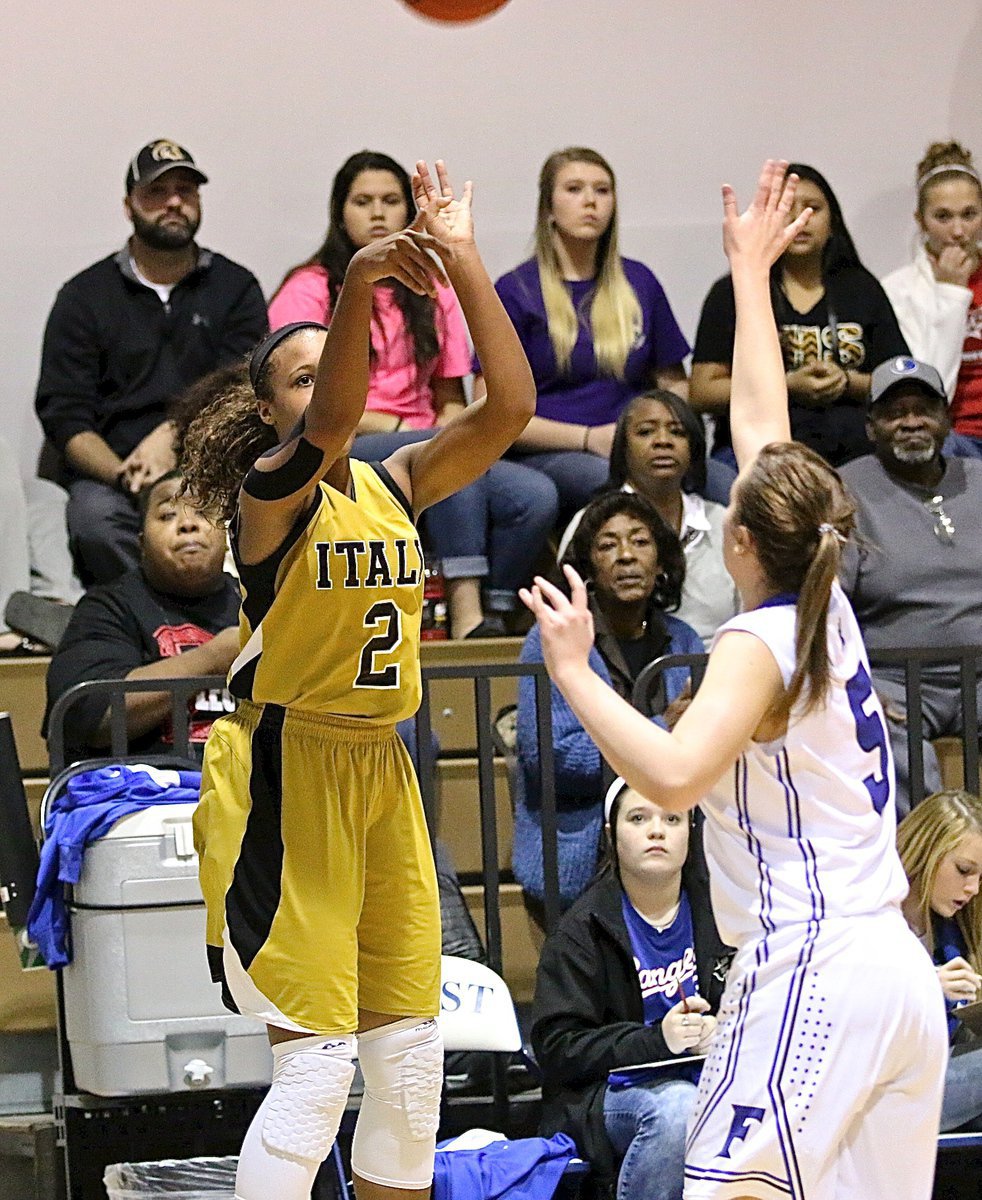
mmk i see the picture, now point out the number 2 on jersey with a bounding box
[845,662,890,814]
[355,601,402,689]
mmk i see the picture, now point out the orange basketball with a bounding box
[401,0,511,23]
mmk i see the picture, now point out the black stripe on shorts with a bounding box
[224,704,287,972]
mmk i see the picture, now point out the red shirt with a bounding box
[951,264,982,438]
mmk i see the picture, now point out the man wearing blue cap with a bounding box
[840,355,982,811]
[35,139,267,585]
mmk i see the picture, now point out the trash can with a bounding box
[103,1156,237,1198]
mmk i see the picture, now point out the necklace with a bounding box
[651,899,681,932]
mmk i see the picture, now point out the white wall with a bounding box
[4,0,981,471]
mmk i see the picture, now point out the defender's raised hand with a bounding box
[722,158,812,272]
[413,159,475,249]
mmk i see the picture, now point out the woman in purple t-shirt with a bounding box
[475,147,690,518]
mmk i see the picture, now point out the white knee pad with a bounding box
[351,1017,444,1189]
[261,1033,356,1163]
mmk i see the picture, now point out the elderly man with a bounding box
[35,139,267,584]
[45,472,240,764]
[840,356,982,811]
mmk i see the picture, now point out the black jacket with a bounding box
[36,246,267,476]
[530,852,732,1184]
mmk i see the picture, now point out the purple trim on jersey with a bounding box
[684,1164,794,1195]
[764,752,828,1200]
[734,755,775,961]
[685,967,761,1152]
[777,750,826,922]
[755,592,798,610]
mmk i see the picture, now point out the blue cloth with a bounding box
[933,913,969,1039]
[27,765,201,969]
[621,892,698,1027]
[433,1132,577,1200]
[513,617,702,907]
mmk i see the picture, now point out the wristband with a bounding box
[394,418,404,432]
[582,427,590,452]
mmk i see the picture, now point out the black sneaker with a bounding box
[4,592,75,651]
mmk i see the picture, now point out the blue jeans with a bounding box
[942,1043,982,1132]
[352,430,558,609]
[603,1078,697,1200]
[510,450,610,522]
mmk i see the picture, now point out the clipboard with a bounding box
[608,1054,707,1090]
[953,999,982,1034]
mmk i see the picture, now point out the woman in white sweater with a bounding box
[882,141,982,452]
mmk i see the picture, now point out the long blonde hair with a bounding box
[534,147,641,379]
[897,790,982,974]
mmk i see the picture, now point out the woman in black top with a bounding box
[531,777,731,1198]
[690,163,909,467]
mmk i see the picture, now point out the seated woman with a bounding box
[557,391,739,645]
[882,140,982,455]
[514,491,702,912]
[269,150,557,636]
[897,789,982,1132]
[691,162,909,468]
[531,776,730,1200]
[475,147,690,519]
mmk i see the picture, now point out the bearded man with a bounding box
[35,139,266,584]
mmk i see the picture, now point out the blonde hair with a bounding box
[534,147,641,379]
[734,442,856,723]
[897,790,982,974]
[916,140,982,215]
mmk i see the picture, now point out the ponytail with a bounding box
[780,525,845,723]
[735,443,855,723]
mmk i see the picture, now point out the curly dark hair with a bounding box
[177,359,276,524]
[269,150,438,369]
[608,390,707,496]
[562,490,685,613]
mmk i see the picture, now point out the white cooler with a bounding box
[61,802,271,1097]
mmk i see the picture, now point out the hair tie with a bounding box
[917,163,981,190]
[249,322,328,389]
[818,522,847,544]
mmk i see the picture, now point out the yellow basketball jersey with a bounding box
[228,460,424,723]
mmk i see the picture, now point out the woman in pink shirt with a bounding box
[270,151,558,637]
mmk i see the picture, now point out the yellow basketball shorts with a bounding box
[193,700,441,1036]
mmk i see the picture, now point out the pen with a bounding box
[678,976,691,1014]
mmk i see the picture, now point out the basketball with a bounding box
[400,0,511,23]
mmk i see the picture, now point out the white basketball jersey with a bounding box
[703,582,908,950]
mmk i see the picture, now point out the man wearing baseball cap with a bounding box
[35,139,267,585]
[840,355,982,811]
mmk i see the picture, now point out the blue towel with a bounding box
[26,765,201,968]
[433,1132,577,1200]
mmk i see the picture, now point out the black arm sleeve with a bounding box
[241,425,326,501]
[217,273,269,361]
[859,271,911,365]
[34,285,103,451]
[691,275,737,366]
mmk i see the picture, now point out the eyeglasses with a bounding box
[925,494,955,544]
